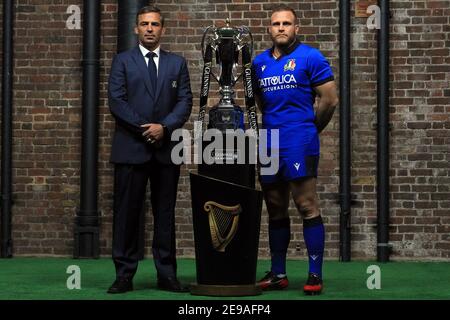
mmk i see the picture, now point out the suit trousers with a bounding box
[112,158,181,280]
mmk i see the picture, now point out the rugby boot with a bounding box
[303,272,323,295]
[257,271,289,290]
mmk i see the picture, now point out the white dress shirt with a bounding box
[139,44,160,76]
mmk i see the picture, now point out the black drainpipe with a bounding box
[118,0,148,53]
[339,0,352,261]
[1,0,14,258]
[74,0,101,258]
[377,0,391,262]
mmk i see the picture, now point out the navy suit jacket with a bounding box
[108,46,193,164]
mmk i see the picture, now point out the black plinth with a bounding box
[190,172,263,296]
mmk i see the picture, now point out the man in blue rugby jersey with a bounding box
[252,4,338,295]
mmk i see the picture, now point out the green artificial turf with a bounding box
[0,258,448,300]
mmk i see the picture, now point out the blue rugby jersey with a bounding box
[252,41,334,132]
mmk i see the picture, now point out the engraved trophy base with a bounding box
[190,283,262,297]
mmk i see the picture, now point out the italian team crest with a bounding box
[284,59,296,72]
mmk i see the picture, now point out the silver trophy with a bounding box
[197,19,257,134]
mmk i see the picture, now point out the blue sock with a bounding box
[303,216,325,277]
[269,218,290,275]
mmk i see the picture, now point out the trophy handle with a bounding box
[201,27,209,58]
[236,26,253,56]
[201,25,221,83]
[231,26,254,87]
[201,25,215,60]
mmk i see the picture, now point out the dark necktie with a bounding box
[146,52,158,91]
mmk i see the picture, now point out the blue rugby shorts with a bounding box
[259,125,320,185]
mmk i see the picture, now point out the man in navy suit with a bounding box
[107,5,193,294]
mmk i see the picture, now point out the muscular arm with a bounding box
[313,80,339,134]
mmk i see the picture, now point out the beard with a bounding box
[273,34,297,51]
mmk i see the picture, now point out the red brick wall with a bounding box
[1,0,449,260]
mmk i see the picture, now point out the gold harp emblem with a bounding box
[203,201,242,252]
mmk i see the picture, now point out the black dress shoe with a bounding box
[107,278,133,294]
[157,277,189,293]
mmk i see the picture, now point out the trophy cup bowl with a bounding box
[201,19,254,132]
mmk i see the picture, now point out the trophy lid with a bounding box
[217,18,238,38]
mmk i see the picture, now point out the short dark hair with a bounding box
[136,5,165,26]
[270,4,298,21]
